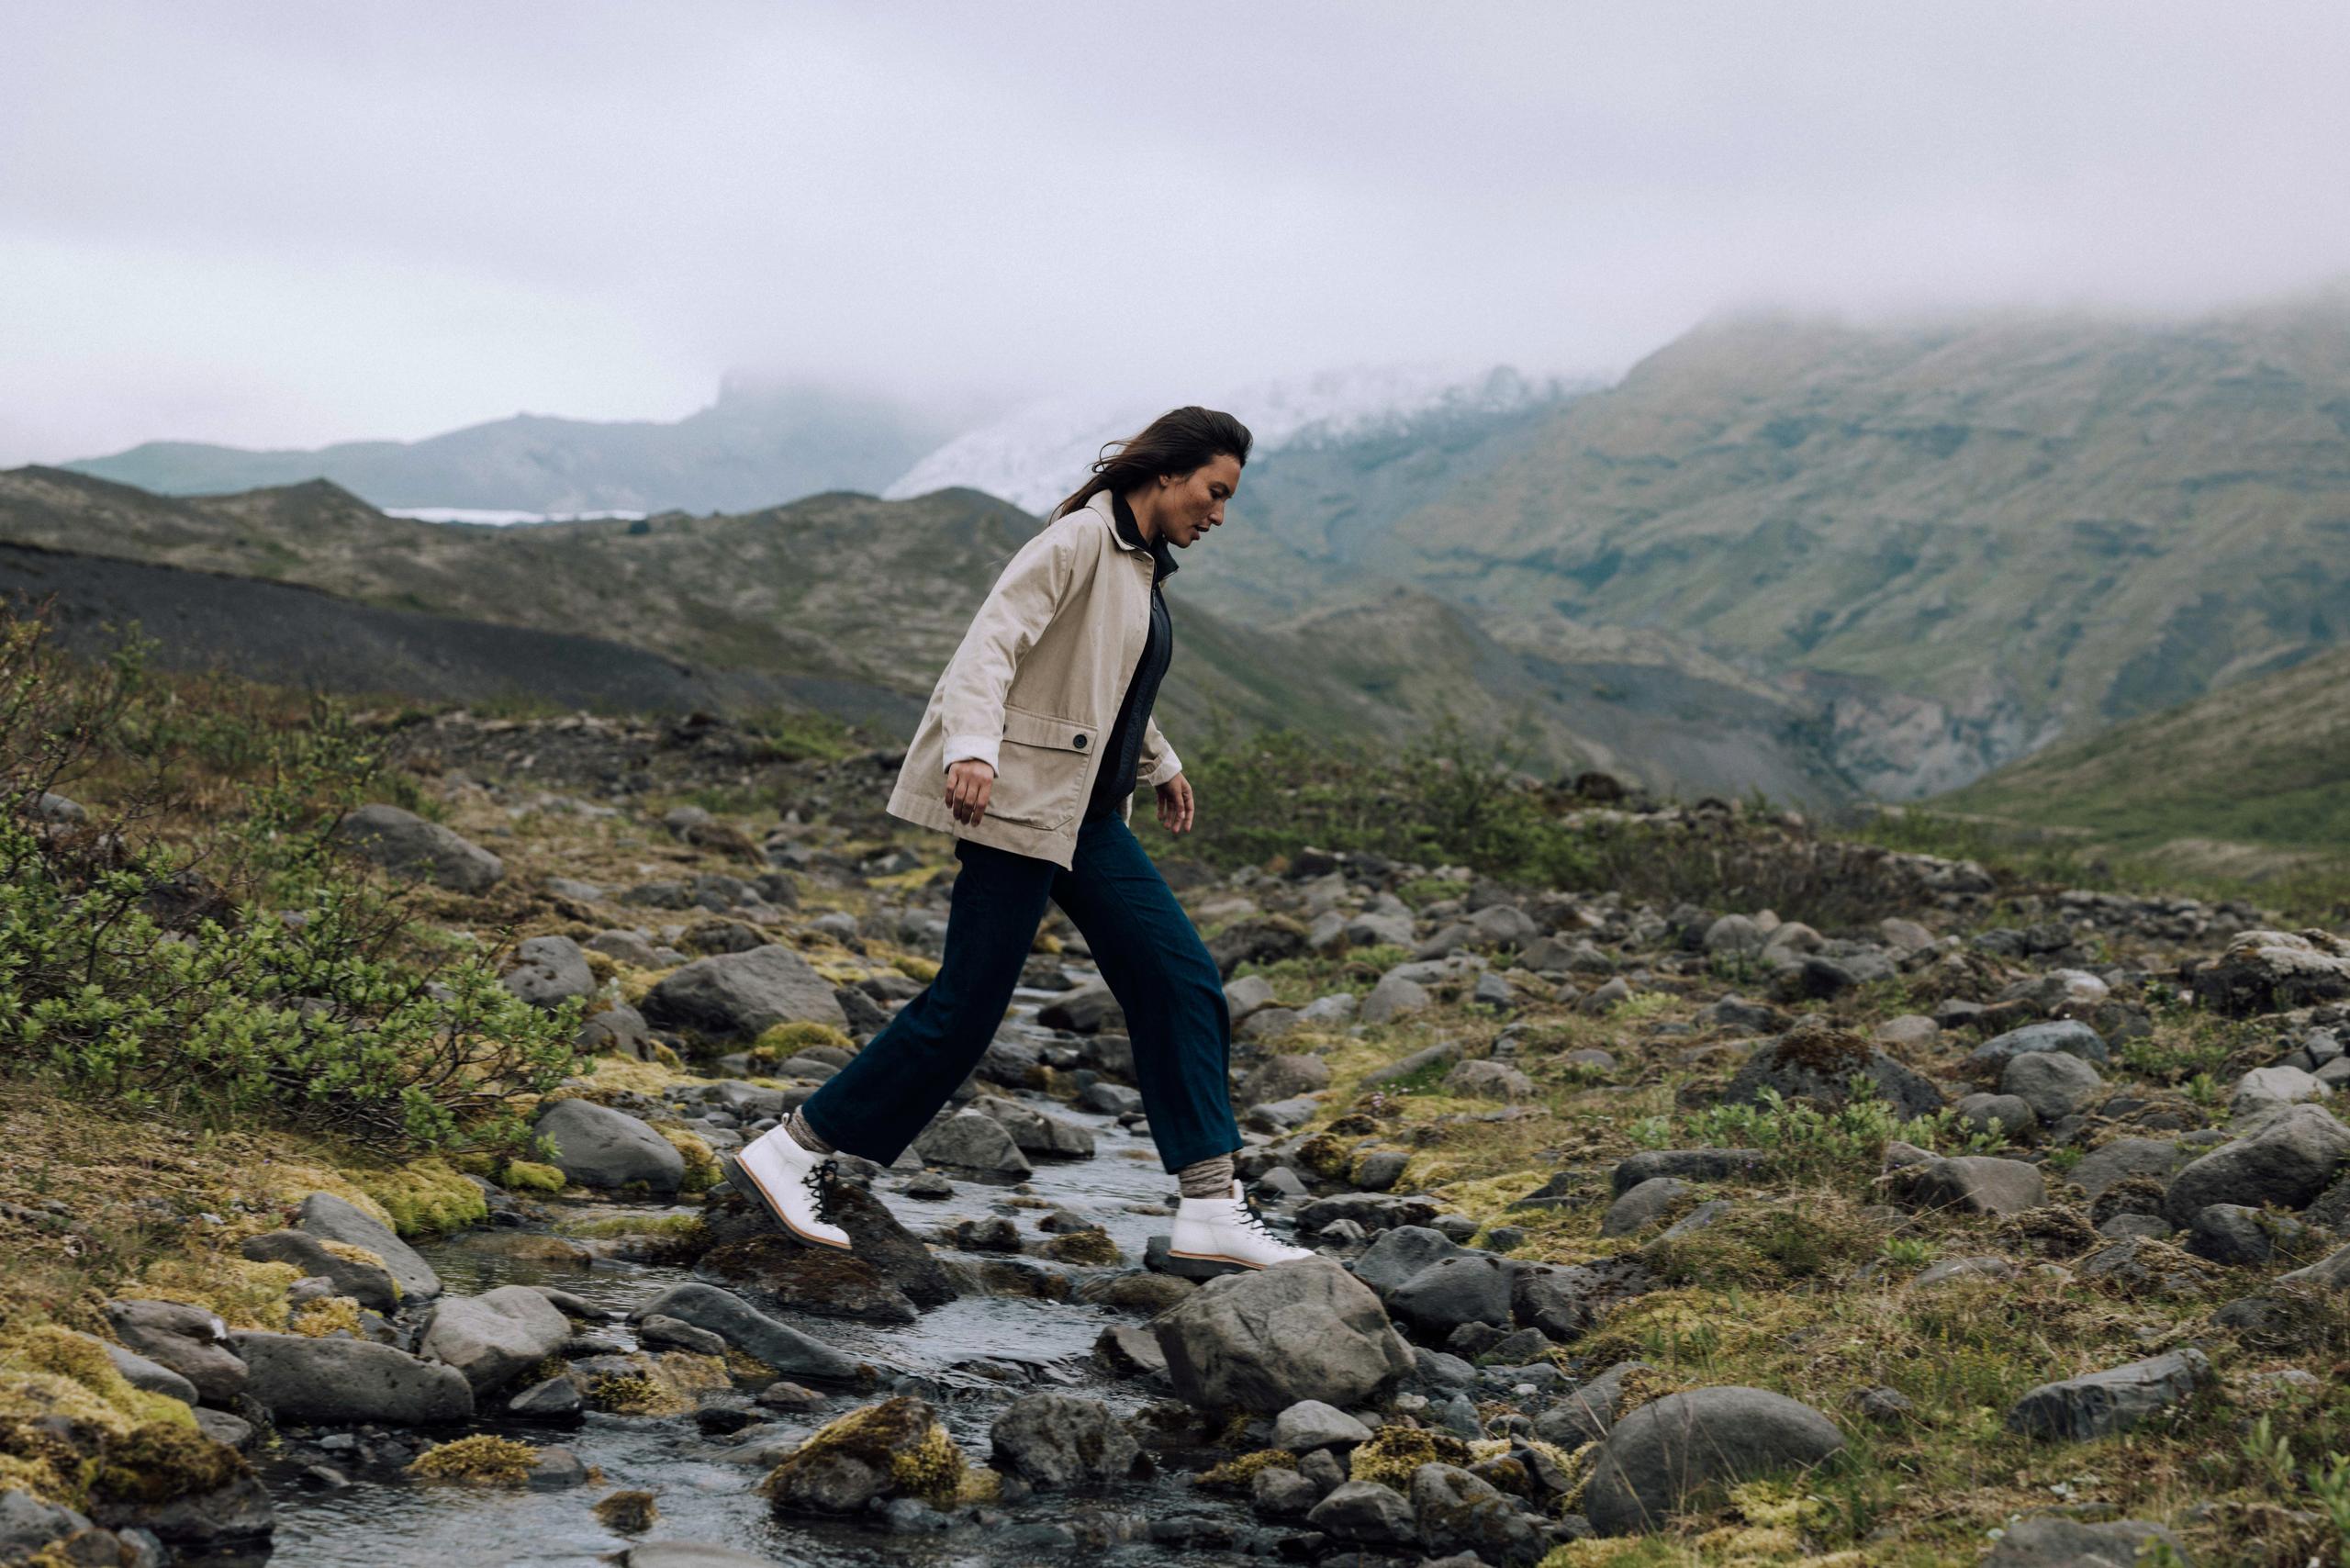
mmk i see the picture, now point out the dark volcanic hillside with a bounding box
[0,466,1850,801]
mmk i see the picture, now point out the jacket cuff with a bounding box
[943,734,1001,773]
[1144,748,1182,787]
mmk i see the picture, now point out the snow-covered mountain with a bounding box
[881,362,1593,516]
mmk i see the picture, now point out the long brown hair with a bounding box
[1047,406,1254,521]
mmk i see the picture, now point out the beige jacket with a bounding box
[884,487,1181,870]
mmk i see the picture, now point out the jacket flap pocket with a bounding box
[1001,705,1091,753]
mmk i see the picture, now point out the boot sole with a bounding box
[1165,1248,1266,1276]
[720,1155,853,1251]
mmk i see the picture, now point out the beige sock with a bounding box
[782,1106,834,1155]
[1178,1154,1236,1199]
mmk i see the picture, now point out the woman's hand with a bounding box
[1154,771,1195,834]
[945,758,996,825]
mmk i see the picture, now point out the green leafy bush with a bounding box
[0,606,582,1150]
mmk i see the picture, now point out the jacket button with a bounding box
[1073,734,1087,748]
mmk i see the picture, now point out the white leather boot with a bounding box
[723,1126,852,1250]
[1169,1180,1314,1270]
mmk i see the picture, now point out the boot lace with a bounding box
[1235,1193,1286,1245]
[802,1158,841,1226]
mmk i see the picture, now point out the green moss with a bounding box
[593,1489,659,1532]
[90,1420,250,1505]
[1039,1228,1123,1265]
[1347,1426,1474,1490]
[289,1296,364,1338]
[753,1021,855,1060]
[658,1127,722,1194]
[408,1434,537,1485]
[347,1158,488,1237]
[500,1159,566,1193]
[759,1395,967,1510]
[1193,1448,1296,1492]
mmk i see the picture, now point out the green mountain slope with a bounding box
[1935,642,2350,874]
[1340,291,2350,797]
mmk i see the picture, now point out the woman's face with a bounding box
[1155,455,1241,548]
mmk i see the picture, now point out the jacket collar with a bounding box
[1083,487,1178,580]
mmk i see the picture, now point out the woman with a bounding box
[724,406,1312,1271]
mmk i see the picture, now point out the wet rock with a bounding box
[420,1284,573,1394]
[501,934,597,1009]
[641,944,848,1039]
[1582,1386,1844,1536]
[1981,1515,2198,1568]
[1306,1479,1416,1546]
[760,1394,962,1515]
[104,1299,247,1405]
[229,1332,473,1424]
[508,1373,584,1417]
[534,1098,686,1194]
[1410,1462,1544,1564]
[990,1392,1141,1487]
[1093,1324,1169,1379]
[968,1095,1094,1159]
[1077,1082,1142,1115]
[1889,1155,2045,1216]
[1154,1258,1416,1414]
[913,1109,1032,1176]
[1251,1464,1317,1518]
[696,1236,921,1324]
[2006,1348,2209,1440]
[0,1489,94,1562]
[638,1315,728,1355]
[701,1182,957,1310]
[330,802,502,891]
[632,1282,871,1385]
[2162,1103,2350,1226]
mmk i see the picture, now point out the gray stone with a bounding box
[1350,1226,1461,1296]
[330,802,503,891]
[1602,1177,1688,1238]
[1980,1515,2197,1568]
[1036,983,1125,1034]
[420,1285,573,1394]
[2068,1137,2187,1202]
[632,1282,867,1384]
[1222,974,1280,1022]
[2001,1050,2104,1122]
[1583,1386,1845,1536]
[1966,1020,2109,1073]
[2233,1065,2331,1119]
[1893,1155,2045,1216]
[1271,1399,1373,1451]
[1955,1092,2039,1139]
[534,1098,686,1193]
[1306,1480,1416,1546]
[1359,973,1432,1025]
[913,1109,1033,1176]
[1534,1361,1657,1445]
[1153,1258,1416,1414]
[85,1335,197,1406]
[508,1372,584,1417]
[1252,1464,1319,1518]
[1386,1254,1515,1338]
[1610,1148,1765,1195]
[641,944,848,1039]
[2193,928,2350,1016]
[104,1299,248,1405]
[2163,1103,2350,1226]
[293,1193,442,1302]
[967,1095,1093,1159]
[989,1392,1140,1487]
[1443,1059,1536,1101]
[240,1230,400,1313]
[1238,1054,1332,1107]
[1410,1462,1544,1564]
[636,1314,728,1356]
[2006,1348,2209,1440]
[2187,1204,2309,1266]
[500,934,597,1009]
[229,1331,473,1424]
[1725,1029,1942,1118]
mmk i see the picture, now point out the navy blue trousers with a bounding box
[799,812,1242,1176]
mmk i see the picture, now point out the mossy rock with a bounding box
[90,1420,251,1506]
[658,1127,722,1194]
[1192,1448,1295,1492]
[759,1395,966,1514]
[346,1158,488,1237]
[408,1434,538,1486]
[288,1296,366,1338]
[137,1255,304,1332]
[593,1489,658,1532]
[754,1021,855,1058]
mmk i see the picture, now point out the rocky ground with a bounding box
[9,708,2350,1567]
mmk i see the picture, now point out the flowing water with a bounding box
[251,985,1265,1567]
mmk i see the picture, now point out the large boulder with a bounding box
[641,945,848,1039]
[968,1095,1094,1159]
[330,803,503,892]
[1153,1258,1415,1414]
[912,1110,1032,1177]
[2193,929,2350,1016]
[534,1098,687,1193]
[1582,1386,1844,1536]
[239,1229,399,1312]
[420,1285,573,1394]
[2162,1103,2350,1226]
[1306,1481,1416,1547]
[1385,1255,1516,1338]
[229,1332,472,1424]
[296,1193,442,1301]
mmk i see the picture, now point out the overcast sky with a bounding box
[6,0,2349,466]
